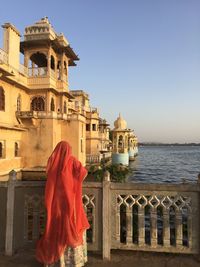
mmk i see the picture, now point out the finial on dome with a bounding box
[114,113,127,130]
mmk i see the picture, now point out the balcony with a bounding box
[27,67,58,89]
[16,111,69,121]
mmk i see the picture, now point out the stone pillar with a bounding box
[5,170,17,256]
[47,51,51,76]
[102,171,111,260]
[61,53,64,81]
[24,53,29,68]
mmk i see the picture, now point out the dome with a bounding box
[114,113,127,130]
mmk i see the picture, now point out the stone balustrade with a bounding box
[86,154,101,164]
[16,111,69,120]
[0,171,199,260]
[28,67,47,77]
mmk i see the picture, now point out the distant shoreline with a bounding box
[139,143,200,146]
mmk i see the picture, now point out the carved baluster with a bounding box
[163,209,170,247]
[151,208,157,248]
[176,209,183,248]
[126,206,133,245]
[116,196,122,243]
[116,205,120,242]
[188,210,192,249]
[138,205,145,246]
[91,196,96,243]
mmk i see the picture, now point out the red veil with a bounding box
[36,141,90,264]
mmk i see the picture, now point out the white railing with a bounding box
[28,67,47,77]
[19,64,28,76]
[86,154,101,164]
[110,183,199,254]
[16,111,68,120]
[0,48,8,64]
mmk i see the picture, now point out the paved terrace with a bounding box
[0,250,199,267]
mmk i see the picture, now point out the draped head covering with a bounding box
[36,141,90,264]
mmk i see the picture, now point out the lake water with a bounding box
[128,145,200,183]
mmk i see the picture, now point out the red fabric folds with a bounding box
[36,141,90,264]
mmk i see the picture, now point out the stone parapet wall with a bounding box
[0,172,199,260]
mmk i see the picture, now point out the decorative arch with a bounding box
[0,87,5,111]
[31,96,45,111]
[118,135,124,153]
[29,52,47,68]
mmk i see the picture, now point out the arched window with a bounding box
[50,98,55,111]
[118,135,124,153]
[0,142,3,158]
[63,101,67,114]
[29,52,47,76]
[0,87,5,111]
[31,97,45,111]
[17,94,21,111]
[14,142,19,157]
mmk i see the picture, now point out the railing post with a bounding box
[5,170,17,256]
[151,208,157,247]
[102,171,111,260]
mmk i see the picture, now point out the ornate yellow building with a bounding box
[0,18,110,180]
[70,90,110,165]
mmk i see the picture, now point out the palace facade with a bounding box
[0,18,110,181]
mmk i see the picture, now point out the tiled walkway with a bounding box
[0,250,199,267]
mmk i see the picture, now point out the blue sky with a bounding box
[1,0,200,143]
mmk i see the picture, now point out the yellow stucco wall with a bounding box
[0,20,109,181]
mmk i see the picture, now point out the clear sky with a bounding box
[0,0,200,143]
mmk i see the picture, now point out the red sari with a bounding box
[36,141,90,264]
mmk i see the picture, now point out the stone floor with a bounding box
[0,250,199,267]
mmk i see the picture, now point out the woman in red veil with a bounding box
[36,141,90,266]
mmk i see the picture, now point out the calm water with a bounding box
[128,145,200,183]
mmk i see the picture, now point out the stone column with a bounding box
[5,170,17,256]
[60,53,64,81]
[47,51,51,76]
[102,171,111,260]
[116,135,119,153]
[24,53,29,76]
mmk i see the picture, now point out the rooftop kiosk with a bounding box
[112,114,130,166]
[112,114,138,166]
